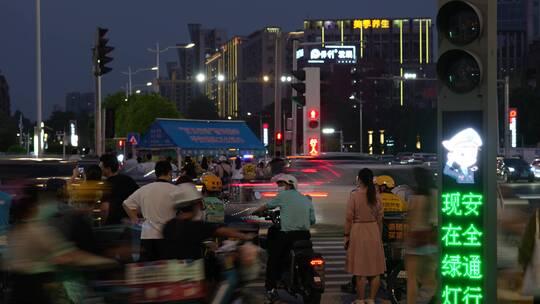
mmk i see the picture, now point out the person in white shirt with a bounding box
[123,160,179,261]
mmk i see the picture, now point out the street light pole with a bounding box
[504,75,510,157]
[35,0,43,157]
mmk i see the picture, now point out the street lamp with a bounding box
[217,74,225,82]
[263,75,270,82]
[146,82,153,86]
[135,90,141,94]
[148,42,196,91]
[247,112,252,117]
[227,116,232,120]
[122,66,157,94]
[196,73,206,83]
[280,76,287,83]
[349,93,365,153]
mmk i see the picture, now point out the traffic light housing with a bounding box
[93,27,114,76]
[275,132,283,146]
[291,70,306,106]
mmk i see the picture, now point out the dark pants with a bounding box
[265,229,311,289]
[140,239,168,262]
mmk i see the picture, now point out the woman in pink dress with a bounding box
[344,168,386,304]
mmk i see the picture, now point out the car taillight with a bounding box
[310,259,324,267]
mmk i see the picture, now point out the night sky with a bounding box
[0,0,435,120]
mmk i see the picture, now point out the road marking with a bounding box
[518,195,540,199]
[314,246,345,250]
[326,260,345,265]
[326,273,354,279]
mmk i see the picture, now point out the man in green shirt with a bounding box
[253,174,316,300]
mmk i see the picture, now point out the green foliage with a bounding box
[0,112,18,152]
[186,95,220,120]
[103,92,127,110]
[6,145,25,154]
[115,93,181,136]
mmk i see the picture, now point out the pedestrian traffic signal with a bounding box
[275,132,283,146]
[308,109,319,129]
[118,139,124,148]
[93,27,114,76]
[436,1,497,303]
[291,70,306,107]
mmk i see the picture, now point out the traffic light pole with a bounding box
[273,32,282,156]
[292,39,299,155]
[35,0,43,157]
[95,75,102,156]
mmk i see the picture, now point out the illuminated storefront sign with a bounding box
[440,111,485,304]
[308,45,356,64]
[509,108,517,148]
[353,19,391,29]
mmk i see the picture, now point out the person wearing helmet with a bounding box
[162,183,252,261]
[373,175,395,194]
[253,173,316,300]
[201,173,225,223]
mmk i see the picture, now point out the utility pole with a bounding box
[35,0,43,157]
[273,31,282,156]
[504,75,510,157]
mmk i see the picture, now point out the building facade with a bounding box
[65,92,94,115]
[0,72,10,116]
[302,18,435,107]
[158,24,227,113]
[204,28,302,119]
[205,36,245,118]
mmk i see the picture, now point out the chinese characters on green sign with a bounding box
[441,191,484,304]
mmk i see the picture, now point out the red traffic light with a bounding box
[118,139,124,147]
[276,132,283,140]
[309,109,318,120]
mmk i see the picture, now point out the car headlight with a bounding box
[508,167,515,172]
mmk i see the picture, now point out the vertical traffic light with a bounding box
[275,132,283,146]
[93,27,114,76]
[303,67,321,155]
[436,1,497,303]
[291,70,306,106]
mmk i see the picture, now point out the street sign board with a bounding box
[307,45,356,64]
[127,132,140,146]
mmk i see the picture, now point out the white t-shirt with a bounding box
[123,181,179,239]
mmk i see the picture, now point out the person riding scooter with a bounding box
[253,174,316,302]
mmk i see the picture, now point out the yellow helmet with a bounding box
[201,173,223,192]
[374,175,396,188]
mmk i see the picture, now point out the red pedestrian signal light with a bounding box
[276,132,283,146]
[308,109,319,129]
[118,139,124,147]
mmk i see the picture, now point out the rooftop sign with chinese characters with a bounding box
[308,45,356,64]
[440,111,485,304]
[353,19,391,29]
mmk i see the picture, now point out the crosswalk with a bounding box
[246,229,351,293]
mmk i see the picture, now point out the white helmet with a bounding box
[272,174,298,189]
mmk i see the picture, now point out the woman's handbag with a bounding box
[522,210,540,295]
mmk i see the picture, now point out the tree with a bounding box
[0,112,17,152]
[186,95,220,120]
[115,93,181,136]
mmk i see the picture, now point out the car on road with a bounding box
[531,158,540,179]
[500,157,535,183]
